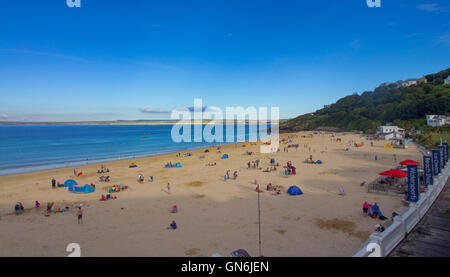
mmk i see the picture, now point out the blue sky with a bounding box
[0,0,449,122]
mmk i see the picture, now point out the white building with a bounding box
[426,115,447,127]
[445,76,450,85]
[376,125,405,140]
[402,79,418,87]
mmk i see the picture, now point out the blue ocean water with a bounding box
[0,124,270,175]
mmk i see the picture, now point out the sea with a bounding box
[0,124,271,175]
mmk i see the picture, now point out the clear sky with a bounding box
[0,0,449,122]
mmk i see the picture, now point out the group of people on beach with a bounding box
[284,161,296,176]
[224,170,238,181]
[247,160,260,169]
[362,202,387,221]
[266,183,282,195]
[99,175,110,182]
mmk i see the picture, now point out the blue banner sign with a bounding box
[407,165,419,202]
[423,156,432,187]
[432,150,440,175]
[444,142,448,164]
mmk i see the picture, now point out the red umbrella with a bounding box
[399,159,419,166]
[379,169,408,178]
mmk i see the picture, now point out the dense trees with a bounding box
[281,68,450,133]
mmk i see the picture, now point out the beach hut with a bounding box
[64,179,77,187]
[221,154,229,159]
[287,185,303,196]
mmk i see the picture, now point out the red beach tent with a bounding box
[379,169,408,178]
[399,159,420,166]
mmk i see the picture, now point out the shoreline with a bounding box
[0,141,234,177]
[0,124,273,176]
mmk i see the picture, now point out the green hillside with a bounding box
[280,68,450,134]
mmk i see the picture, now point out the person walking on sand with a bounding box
[77,207,83,224]
[51,178,56,189]
[167,183,171,194]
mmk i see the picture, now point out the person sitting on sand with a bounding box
[171,204,178,213]
[266,183,273,191]
[100,194,107,201]
[375,224,385,232]
[168,220,177,230]
[14,202,21,215]
[35,200,40,209]
[367,204,374,218]
[372,203,380,217]
[47,202,54,212]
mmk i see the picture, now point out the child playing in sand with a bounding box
[168,220,177,230]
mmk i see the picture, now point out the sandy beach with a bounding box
[0,131,422,257]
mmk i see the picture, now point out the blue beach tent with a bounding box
[64,179,77,187]
[68,184,95,194]
[222,154,229,159]
[83,184,95,193]
[287,185,303,196]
